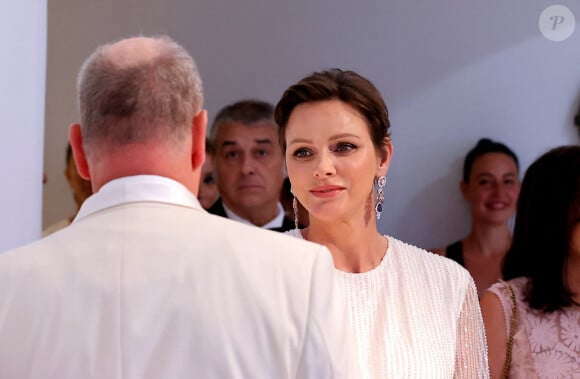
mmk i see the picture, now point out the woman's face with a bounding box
[461,152,520,226]
[198,155,219,210]
[284,99,390,224]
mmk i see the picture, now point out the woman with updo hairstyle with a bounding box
[275,69,489,378]
[433,138,520,297]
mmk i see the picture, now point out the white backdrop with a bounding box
[43,0,580,249]
[0,1,46,252]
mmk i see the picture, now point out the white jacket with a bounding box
[0,175,354,379]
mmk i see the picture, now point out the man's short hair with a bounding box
[205,138,215,157]
[209,100,275,142]
[77,36,203,154]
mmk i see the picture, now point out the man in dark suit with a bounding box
[208,100,295,232]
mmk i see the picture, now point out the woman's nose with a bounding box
[313,152,336,178]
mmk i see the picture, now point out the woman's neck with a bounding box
[303,218,387,273]
[464,222,512,257]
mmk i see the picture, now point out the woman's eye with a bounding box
[293,148,312,158]
[335,143,356,153]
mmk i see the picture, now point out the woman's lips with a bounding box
[310,185,345,198]
[486,201,509,210]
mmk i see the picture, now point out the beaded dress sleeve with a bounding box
[454,276,490,378]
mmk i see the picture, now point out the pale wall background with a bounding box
[0,1,46,252]
[43,0,580,249]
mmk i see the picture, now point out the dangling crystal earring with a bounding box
[292,197,299,229]
[291,187,299,229]
[374,176,386,220]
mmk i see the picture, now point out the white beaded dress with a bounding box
[287,230,489,378]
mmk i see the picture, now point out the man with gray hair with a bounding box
[208,100,296,231]
[0,36,353,378]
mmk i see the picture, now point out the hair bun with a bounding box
[476,138,494,147]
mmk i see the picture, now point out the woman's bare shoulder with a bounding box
[430,247,446,256]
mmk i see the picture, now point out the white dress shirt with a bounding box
[222,201,286,228]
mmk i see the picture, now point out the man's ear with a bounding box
[191,109,207,170]
[376,137,393,177]
[69,124,91,180]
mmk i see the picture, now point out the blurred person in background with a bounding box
[197,138,219,209]
[43,142,93,236]
[433,138,520,297]
[208,99,294,232]
[481,145,580,378]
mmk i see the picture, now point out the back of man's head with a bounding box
[70,36,207,193]
[77,36,203,156]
